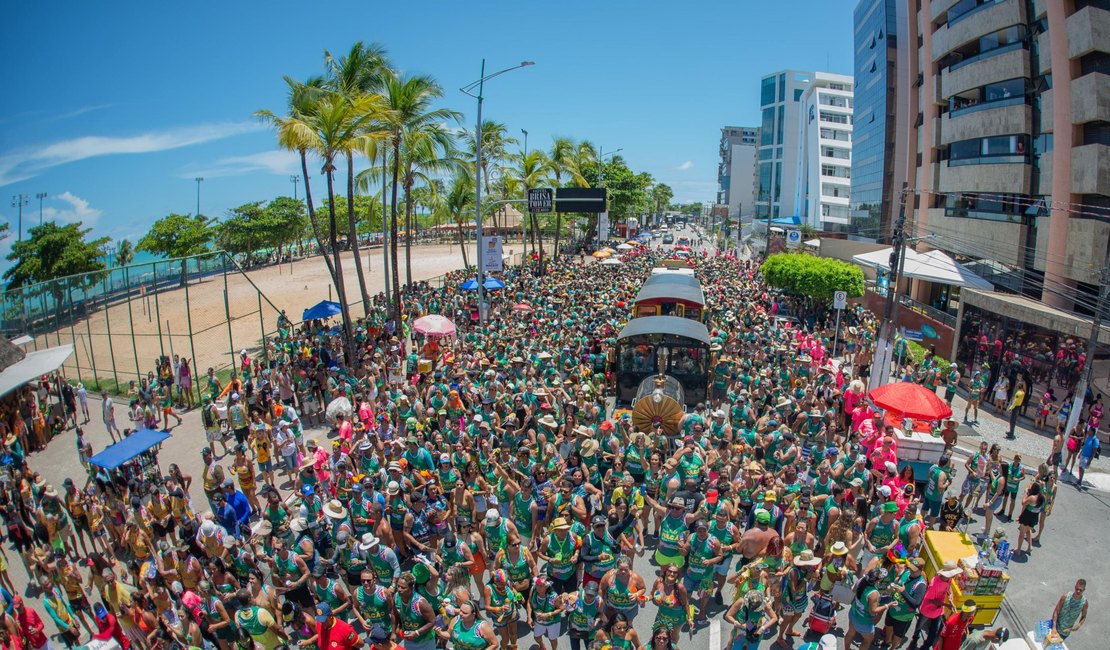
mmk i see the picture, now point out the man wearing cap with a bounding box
[311,562,352,621]
[861,501,901,569]
[882,557,927,649]
[538,517,581,593]
[222,477,252,534]
[644,494,698,568]
[310,600,361,650]
[745,491,784,535]
[961,627,1009,650]
[200,447,226,511]
[368,624,403,650]
[737,508,780,563]
[581,510,637,587]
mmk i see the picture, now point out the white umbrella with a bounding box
[601,258,624,265]
[616,243,634,251]
[325,396,353,423]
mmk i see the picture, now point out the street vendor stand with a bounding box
[922,530,1009,626]
[868,382,951,482]
[87,428,171,494]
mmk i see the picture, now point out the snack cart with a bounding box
[923,530,1009,626]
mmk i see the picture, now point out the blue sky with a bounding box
[0,0,853,261]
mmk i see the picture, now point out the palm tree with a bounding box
[462,121,517,230]
[325,41,392,315]
[514,150,552,272]
[548,137,588,259]
[115,238,135,267]
[399,124,463,286]
[437,174,473,268]
[380,71,461,330]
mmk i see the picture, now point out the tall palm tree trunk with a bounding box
[389,140,403,331]
[554,212,563,259]
[325,167,355,364]
[301,150,337,283]
[456,222,469,268]
[404,186,414,287]
[346,153,370,316]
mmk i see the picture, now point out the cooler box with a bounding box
[418,359,433,374]
[895,428,945,464]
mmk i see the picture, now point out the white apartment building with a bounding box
[795,73,855,228]
[717,126,758,221]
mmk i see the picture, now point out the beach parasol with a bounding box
[601,258,623,265]
[868,382,953,420]
[302,300,343,321]
[592,250,612,259]
[512,303,534,314]
[616,243,634,251]
[460,277,506,291]
[412,314,456,337]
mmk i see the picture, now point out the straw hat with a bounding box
[250,520,273,538]
[580,439,600,458]
[793,549,821,567]
[538,414,558,429]
[829,541,849,556]
[323,500,348,520]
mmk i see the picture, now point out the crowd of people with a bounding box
[0,242,1089,650]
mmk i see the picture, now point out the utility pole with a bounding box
[10,194,28,241]
[763,193,773,258]
[290,175,300,201]
[871,184,910,389]
[1065,255,1110,438]
[36,192,47,226]
[194,177,204,217]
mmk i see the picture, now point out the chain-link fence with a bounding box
[0,252,284,398]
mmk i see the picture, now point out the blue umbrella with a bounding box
[460,277,506,291]
[302,300,343,321]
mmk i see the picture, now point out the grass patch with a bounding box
[904,340,952,375]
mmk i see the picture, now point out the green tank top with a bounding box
[658,514,686,556]
[488,586,518,626]
[605,575,636,610]
[568,591,599,631]
[530,588,562,622]
[888,572,924,622]
[512,492,533,538]
[417,581,445,616]
[868,517,898,548]
[450,619,487,650]
[314,581,347,619]
[500,549,531,583]
[546,533,577,579]
[585,531,618,575]
[850,584,878,622]
[235,606,269,637]
[355,585,391,631]
[686,535,717,580]
[394,592,433,643]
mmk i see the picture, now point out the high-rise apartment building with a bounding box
[757,70,815,219]
[796,73,855,229]
[717,126,759,221]
[901,0,1110,310]
[852,0,909,241]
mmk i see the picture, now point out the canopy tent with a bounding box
[0,344,73,398]
[804,238,821,248]
[302,300,343,321]
[852,248,993,290]
[460,277,505,291]
[87,428,171,471]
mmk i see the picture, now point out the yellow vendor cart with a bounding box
[922,531,1007,626]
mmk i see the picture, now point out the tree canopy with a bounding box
[4,221,109,289]
[138,213,214,260]
[760,253,865,301]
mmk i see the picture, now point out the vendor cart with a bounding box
[87,428,171,496]
[922,530,1009,626]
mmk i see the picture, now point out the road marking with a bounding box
[710,619,721,650]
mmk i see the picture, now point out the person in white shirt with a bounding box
[76,383,89,423]
[101,391,120,442]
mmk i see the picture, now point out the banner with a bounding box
[597,212,610,244]
[482,236,503,273]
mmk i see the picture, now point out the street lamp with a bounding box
[461,59,535,324]
[290,175,300,201]
[195,177,204,217]
[10,194,28,242]
[36,192,47,226]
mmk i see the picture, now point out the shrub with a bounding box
[760,253,866,301]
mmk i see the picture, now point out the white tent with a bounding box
[852,247,993,289]
[0,344,73,397]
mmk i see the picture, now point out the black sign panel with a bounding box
[555,187,607,213]
[528,188,553,213]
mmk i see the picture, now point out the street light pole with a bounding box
[596,146,623,244]
[195,177,204,217]
[10,194,28,241]
[290,175,300,201]
[36,192,47,226]
[461,59,534,324]
[522,128,529,258]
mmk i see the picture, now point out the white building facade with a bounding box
[717,126,758,221]
[795,73,854,229]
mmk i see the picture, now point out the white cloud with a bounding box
[675,160,693,171]
[181,150,301,179]
[40,191,103,227]
[0,121,264,186]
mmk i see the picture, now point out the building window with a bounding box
[821,164,851,179]
[820,111,851,124]
[947,25,1026,72]
[778,73,786,102]
[947,134,1028,166]
[820,94,851,108]
[944,192,1032,222]
[821,146,851,160]
[1080,52,1110,76]
[821,183,848,198]
[776,106,785,145]
[1083,122,1110,147]
[761,108,775,146]
[820,128,851,142]
[948,77,1028,115]
[947,0,1005,27]
[821,204,851,219]
[774,162,782,203]
[761,77,776,106]
[794,88,804,101]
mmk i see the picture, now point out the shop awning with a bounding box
[851,248,993,290]
[0,344,74,397]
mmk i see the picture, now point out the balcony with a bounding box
[939,160,1031,194]
[1072,72,1110,124]
[932,0,1025,62]
[942,47,1029,98]
[1072,144,1110,195]
[931,0,963,24]
[941,103,1031,144]
[1067,4,1110,60]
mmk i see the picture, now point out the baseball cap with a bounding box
[314,602,332,622]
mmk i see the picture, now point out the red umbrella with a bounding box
[412,314,456,337]
[512,303,534,314]
[868,382,953,420]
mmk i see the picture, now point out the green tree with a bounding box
[380,71,459,329]
[461,120,517,230]
[265,196,309,258]
[652,183,674,218]
[138,213,214,286]
[760,253,865,301]
[4,222,109,309]
[513,149,552,271]
[115,238,135,267]
[325,41,392,311]
[437,173,473,268]
[214,201,278,266]
[399,123,463,286]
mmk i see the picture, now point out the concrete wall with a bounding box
[1062,218,1110,285]
[932,0,1025,61]
[926,207,1025,267]
[941,103,1032,144]
[937,160,1031,194]
[1072,73,1110,124]
[1072,144,1110,196]
[819,238,888,281]
[862,290,955,357]
[963,288,1110,346]
[1067,5,1110,59]
[941,48,1029,98]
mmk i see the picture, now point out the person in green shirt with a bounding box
[881,558,926,649]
